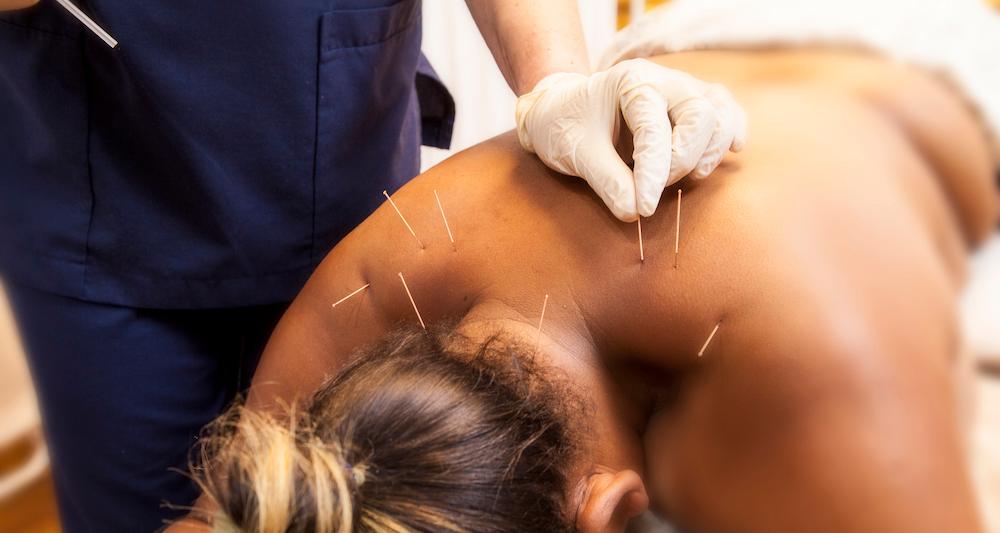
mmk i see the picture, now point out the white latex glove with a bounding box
[515,59,747,222]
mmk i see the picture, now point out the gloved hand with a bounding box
[515,59,747,222]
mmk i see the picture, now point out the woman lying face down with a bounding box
[187,49,999,533]
[197,324,649,532]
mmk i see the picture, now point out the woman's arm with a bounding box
[245,235,395,411]
[242,157,504,411]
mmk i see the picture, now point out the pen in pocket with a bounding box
[53,0,117,48]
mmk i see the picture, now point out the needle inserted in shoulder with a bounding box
[398,272,426,330]
[433,189,456,251]
[331,283,370,308]
[535,294,549,349]
[383,190,425,249]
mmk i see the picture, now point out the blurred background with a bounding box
[1,1,998,531]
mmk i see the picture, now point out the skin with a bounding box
[241,49,999,532]
[465,0,591,94]
[0,0,37,10]
[7,1,609,529]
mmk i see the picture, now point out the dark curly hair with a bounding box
[193,324,583,532]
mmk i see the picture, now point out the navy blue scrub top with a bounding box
[0,0,454,309]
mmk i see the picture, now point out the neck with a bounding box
[456,299,648,477]
[457,297,600,370]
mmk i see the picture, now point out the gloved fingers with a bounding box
[578,144,640,222]
[620,83,671,218]
[690,84,738,180]
[708,82,748,152]
[644,68,718,184]
[666,95,717,185]
[688,128,728,180]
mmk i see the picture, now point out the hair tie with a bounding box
[344,462,366,486]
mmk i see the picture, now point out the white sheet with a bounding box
[599,0,1000,161]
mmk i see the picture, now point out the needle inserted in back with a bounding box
[674,189,683,269]
[637,218,645,262]
[698,322,720,357]
[382,190,425,249]
[634,175,645,262]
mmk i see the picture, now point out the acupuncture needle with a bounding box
[634,175,644,262]
[398,272,426,330]
[698,322,721,357]
[383,190,425,249]
[674,189,682,269]
[433,189,456,251]
[535,294,549,349]
[331,283,370,308]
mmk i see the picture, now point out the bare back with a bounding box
[253,49,996,396]
[250,49,998,531]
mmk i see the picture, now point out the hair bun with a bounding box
[194,406,357,533]
[191,324,579,532]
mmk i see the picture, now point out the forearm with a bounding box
[465,0,590,95]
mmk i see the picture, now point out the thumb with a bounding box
[667,95,716,184]
[621,83,671,218]
[577,143,639,222]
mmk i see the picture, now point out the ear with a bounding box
[575,470,650,533]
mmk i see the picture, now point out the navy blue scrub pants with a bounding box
[4,281,289,533]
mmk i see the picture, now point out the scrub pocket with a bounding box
[313,0,423,257]
[0,6,92,267]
